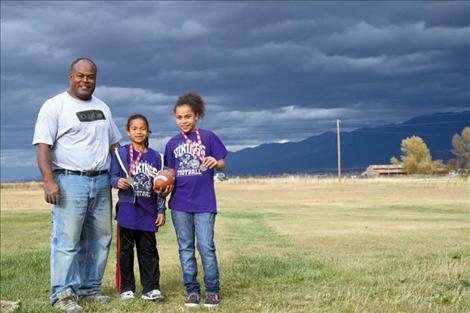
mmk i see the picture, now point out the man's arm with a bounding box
[110,142,120,154]
[36,143,60,204]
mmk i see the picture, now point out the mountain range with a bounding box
[225,110,470,176]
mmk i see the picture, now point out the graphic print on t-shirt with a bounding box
[76,110,106,122]
[132,160,159,197]
[173,142,204,177]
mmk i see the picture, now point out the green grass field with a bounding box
[1,177,469,312]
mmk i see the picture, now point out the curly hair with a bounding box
[174,92,205,119]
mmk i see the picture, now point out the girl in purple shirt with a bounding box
[110,114,166,302]
[164,93,227,308]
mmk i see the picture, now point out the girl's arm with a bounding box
[216,158,225,171]
[202,157,225,171]
[110,149,131,189]
[203,131,228,171]
[109,150,121,188]
[154,193,166,228]
[155,213,166,227]
[155,196,166,215]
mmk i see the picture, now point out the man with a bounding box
[33,58,121,313]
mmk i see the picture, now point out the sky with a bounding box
[1,1,469,181]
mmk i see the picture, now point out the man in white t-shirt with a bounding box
[33,58,121,313]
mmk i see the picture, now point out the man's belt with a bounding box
[53,169,108,177]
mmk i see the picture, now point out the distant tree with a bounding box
[400,136,432,174]
[390,156,400,165]
[431,159,448,175]
[451,127,470,169]
[447,158,458,171]
[391,135,447,174]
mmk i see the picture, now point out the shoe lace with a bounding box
[61,297,78,309]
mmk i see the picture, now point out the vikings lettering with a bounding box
[174,143,206,177]
[134,161,159,178]
[173,142,205,159]
[131,161,159,198]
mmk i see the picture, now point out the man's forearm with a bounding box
[36,143,54,182]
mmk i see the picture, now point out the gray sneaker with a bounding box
[141,289,165,301]
[79,293,112,303]
[53,289,83,313]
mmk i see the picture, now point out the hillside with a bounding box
[225,110,470,176]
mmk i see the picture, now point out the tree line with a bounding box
[390,127,470,174]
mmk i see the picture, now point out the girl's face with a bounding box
[175,104,198,133]
[127,118,149,146]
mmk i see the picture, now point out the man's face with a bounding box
[68,60,96,100]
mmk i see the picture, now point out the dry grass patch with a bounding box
[1,177,469,312]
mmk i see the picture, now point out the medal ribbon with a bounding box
[182,128,206,161]
[129,144,143,176]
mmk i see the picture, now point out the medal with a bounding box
[127,144,143,187]
[182,128,207,170]
[129,144,143,176]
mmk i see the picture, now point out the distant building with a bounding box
[361,164,405,177]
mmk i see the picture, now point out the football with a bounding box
[153,168,175,190]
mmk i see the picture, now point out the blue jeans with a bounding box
[171,211,220,295]
[50,173,112,304]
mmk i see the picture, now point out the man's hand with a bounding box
[43,179,61,205]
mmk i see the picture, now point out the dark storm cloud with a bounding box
[1,1,469,180]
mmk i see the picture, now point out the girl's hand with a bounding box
[117,178,131,189]
[155,214,166,227]
[155,184,173,197]
[202,156,218,169]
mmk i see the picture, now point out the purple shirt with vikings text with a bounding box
[164,128,227,213]
[116,148,163,232]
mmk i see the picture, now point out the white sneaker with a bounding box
[141,289,164,301]
[120,291,135,301]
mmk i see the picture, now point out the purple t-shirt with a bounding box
[116,148,163,232]
[164,128,228,213]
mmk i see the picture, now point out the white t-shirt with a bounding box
[33,91,122,171]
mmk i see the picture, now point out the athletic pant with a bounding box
[116,225,160,294]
